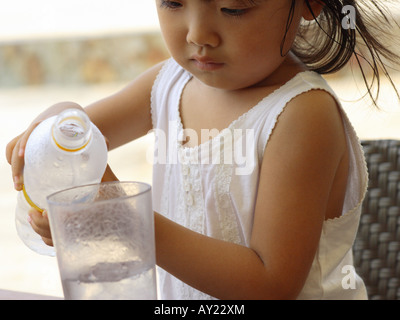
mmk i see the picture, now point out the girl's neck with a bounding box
[250,52,308,89]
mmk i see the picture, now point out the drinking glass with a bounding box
[46,181,157,300]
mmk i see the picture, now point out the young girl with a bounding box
[6,0,400,299]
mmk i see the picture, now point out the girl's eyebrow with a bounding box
[212,0,260,6]
[236,0,260,5]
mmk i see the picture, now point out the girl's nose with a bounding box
[186,16,221,48]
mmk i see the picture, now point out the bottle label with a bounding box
[22,184,44,213]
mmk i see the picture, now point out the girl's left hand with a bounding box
[28,208,53,247]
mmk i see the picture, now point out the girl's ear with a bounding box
[302,0,324,21]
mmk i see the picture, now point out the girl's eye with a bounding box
[159,0,182,10]
[221,8,248,17]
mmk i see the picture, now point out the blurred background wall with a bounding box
[0,1,399,298]
[0,32,169,87]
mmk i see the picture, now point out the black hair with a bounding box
[286,0,400,107]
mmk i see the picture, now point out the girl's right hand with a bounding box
[5,102,85,191]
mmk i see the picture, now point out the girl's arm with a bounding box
[84,61,164,150]
[6,61,164,190]
[155,90,348,299]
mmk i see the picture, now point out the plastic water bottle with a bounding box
[15,108,108,256]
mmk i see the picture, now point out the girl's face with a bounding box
[156,0,307,91]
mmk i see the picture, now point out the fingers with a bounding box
[29,209,54,247]
[11,139,25,191]
[6,133,24,190]
[7,120,42,191]
[101,164,119,182]
[5,133,21,164]
[7,127,35,190]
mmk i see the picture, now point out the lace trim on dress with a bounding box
[214,161,242,244]
[150,60,170,130]
[177,146,205,233]
[213,133,243,244]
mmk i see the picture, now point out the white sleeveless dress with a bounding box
[150,58,368,300]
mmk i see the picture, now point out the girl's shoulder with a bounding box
[275,82,346,156]
[273,66,340,115]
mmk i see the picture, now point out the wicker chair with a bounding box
[353,140,400,300]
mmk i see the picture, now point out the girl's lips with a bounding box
[191,57,224,71]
